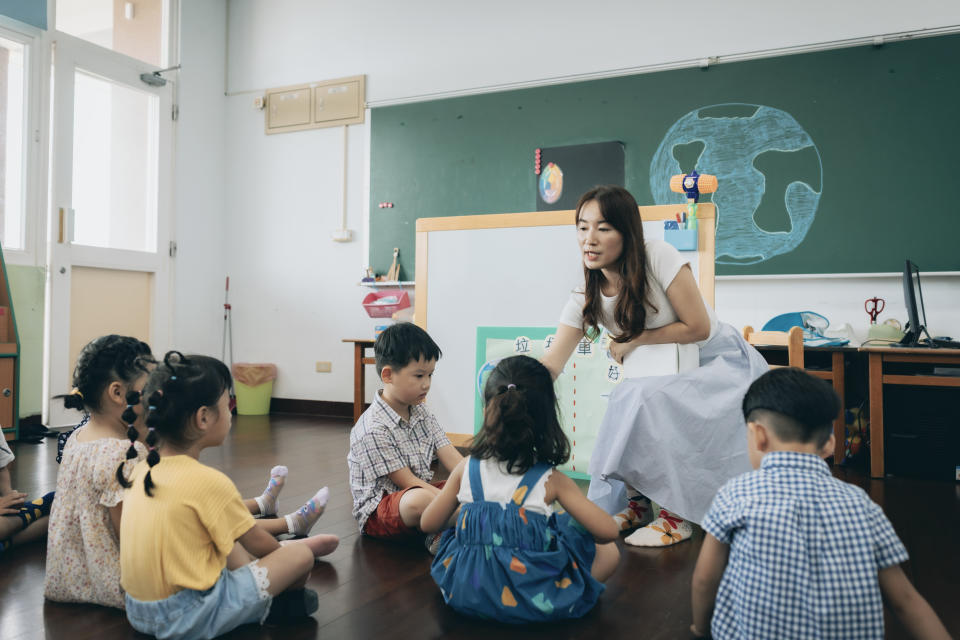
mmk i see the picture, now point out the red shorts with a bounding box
[363,481,446,539]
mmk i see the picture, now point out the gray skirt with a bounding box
[586,323,769,523]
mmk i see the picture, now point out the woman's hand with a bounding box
[608,339,637,364]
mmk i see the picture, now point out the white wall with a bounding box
[197,1,960,403]
[173,0,228,357]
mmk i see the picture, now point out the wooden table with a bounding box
[861,345,960,478]
[343,338,376,423]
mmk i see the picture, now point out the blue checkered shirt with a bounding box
[347,390,450,532]
[702,451,908,640]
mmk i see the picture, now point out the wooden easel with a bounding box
[385,247,401,281]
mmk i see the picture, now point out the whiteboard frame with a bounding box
[415,204,716,329]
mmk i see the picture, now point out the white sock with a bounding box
[623,509,693,547]
[284,487,330,536]
[253,465,288,516]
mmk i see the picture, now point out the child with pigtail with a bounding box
[45,336,334,612]
[44,335,155,608]
[120,352,330,638]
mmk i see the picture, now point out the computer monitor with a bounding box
[899,260,928,347]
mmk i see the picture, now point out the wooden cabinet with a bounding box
[0,244,20,441]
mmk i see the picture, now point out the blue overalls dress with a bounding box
[430,458,604,623]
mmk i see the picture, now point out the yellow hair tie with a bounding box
[70,388,84,400]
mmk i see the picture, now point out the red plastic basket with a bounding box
[362,290,411,318]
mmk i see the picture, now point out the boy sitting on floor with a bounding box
[348,323,463,551]
[691,367,950,640]
[1,439,54,555]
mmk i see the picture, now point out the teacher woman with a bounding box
[541,185,768,547]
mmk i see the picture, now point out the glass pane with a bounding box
[56,0,166,67]
[0,37,26,251]
[72,71,158,252]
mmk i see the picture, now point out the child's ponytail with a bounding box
[478,385,538,474]
[116,390,143,488]
[142,389,165,496]
[62,389,86,411]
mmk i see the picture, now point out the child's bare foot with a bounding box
[305,533,339,557]
[281,533,339,557]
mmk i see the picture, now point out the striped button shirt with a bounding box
[702,451,908,640]
[348,390,450,531]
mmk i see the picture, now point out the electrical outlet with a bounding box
[315,361,332,373]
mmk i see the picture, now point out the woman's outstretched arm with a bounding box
[541,324,584,381]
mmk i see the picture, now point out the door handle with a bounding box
[57,208,75,244]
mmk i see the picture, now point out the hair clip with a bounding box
[170,375,177,381]
[506,383,517,390]
[148,405,156,411]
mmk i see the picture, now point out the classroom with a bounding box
[1,1,958,638]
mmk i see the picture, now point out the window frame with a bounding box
[0,16,46,267]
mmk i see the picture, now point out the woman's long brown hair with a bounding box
[577,185,655,343]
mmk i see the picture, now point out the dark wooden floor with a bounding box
[2,414,958,639]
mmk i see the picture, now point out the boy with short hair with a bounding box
[691,367,950,640]
[348,323,463,548]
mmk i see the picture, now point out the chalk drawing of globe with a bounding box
[539,162,563,204]
[649,104,822,265]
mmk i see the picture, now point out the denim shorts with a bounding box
[125,562,272,640]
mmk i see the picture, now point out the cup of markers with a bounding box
[663,211,698,251]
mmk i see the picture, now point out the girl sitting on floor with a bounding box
[421,355,620,623]
[46,336,334,611]
[119,352,333,638]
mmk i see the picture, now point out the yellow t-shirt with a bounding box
[119,455,255,601]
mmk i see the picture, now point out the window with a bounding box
[56,0,168,67]
[0,34,26,251]
[71,71,159,252]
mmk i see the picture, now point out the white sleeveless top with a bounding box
[458,456,554,517]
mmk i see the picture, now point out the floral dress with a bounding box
[44,432,145,609]
[431,458,603,623]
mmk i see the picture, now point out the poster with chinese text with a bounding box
[475,327,622,479]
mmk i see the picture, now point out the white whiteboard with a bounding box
[418,212,707,436]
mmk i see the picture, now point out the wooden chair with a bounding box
[743,326,846,463]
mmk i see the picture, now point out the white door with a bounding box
[43,34,173,427]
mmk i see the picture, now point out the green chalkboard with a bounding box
[370,34,960,277]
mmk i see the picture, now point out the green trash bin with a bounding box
[232,363,277,415]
